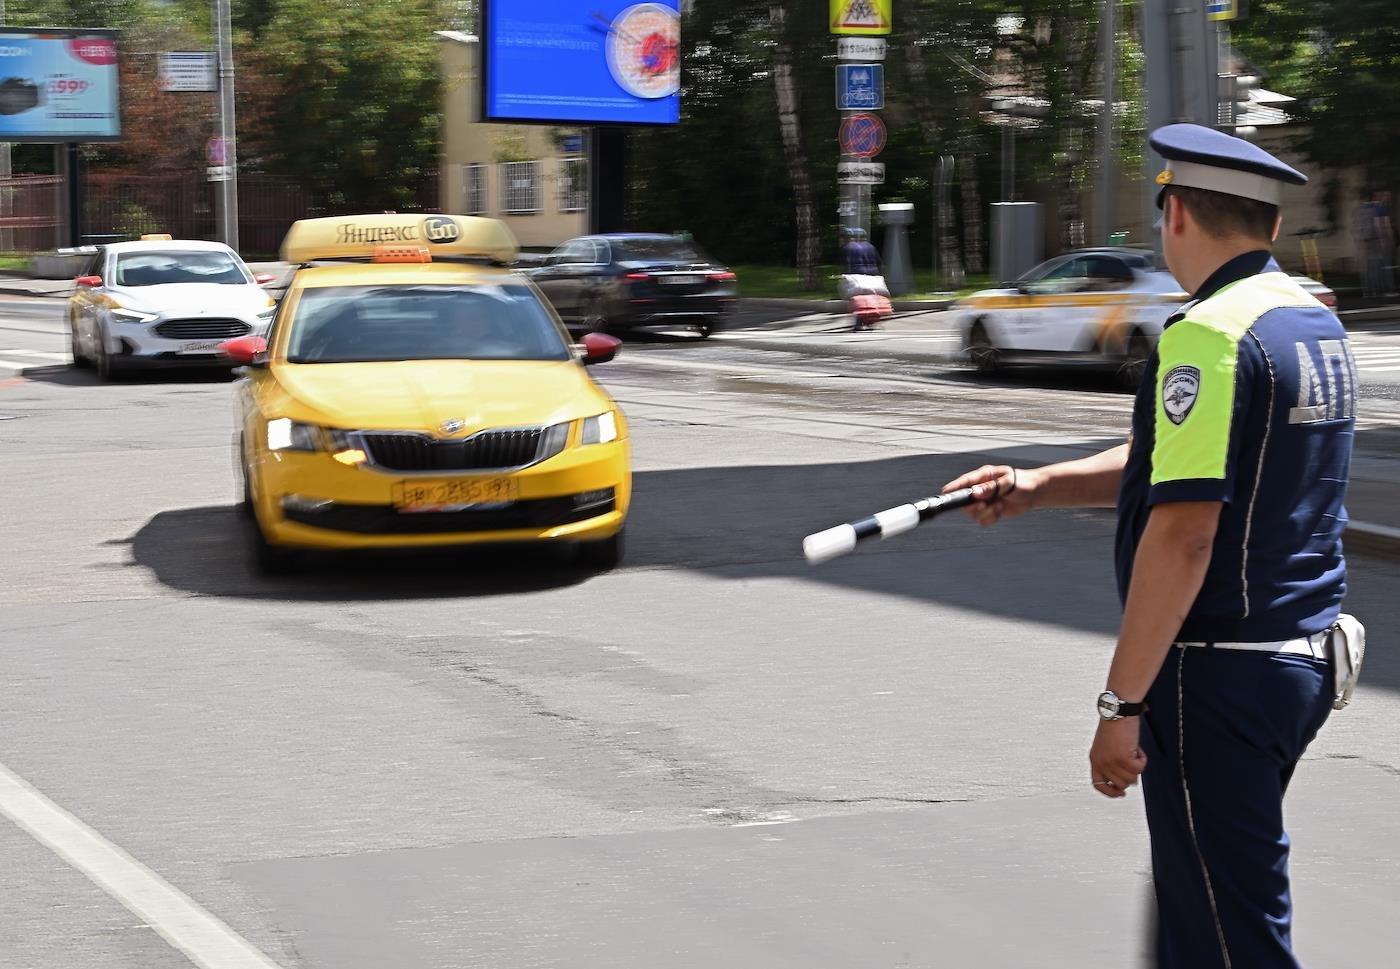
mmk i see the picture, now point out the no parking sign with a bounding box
[839,112,886,160]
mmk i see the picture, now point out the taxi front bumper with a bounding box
[250,440,630,550]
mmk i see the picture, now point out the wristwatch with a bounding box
[1097,690,1148,720]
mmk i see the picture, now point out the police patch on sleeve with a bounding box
[1161,365,1201,425]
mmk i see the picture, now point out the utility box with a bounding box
[877,202,915,296]
[990,202,1043,285]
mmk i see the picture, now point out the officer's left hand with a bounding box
[1089,718,1148,798]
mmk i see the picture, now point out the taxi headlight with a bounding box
[111,307,157,324]
[266,417,322,452]
[580,412,618,446]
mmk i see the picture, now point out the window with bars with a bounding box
[557,158,588,213]
[499,161,540,215]
[464,164,486,215]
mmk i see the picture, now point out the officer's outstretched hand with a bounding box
[942,464,1039,527]
[1089,718,1148,799]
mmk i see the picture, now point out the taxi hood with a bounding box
[271,359,610,432]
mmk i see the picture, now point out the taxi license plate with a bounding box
[392,477,517,511]
[178,340,223,355]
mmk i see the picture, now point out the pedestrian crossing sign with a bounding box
[830,0,892,36]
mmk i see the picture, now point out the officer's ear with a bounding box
[1271,212,1283,243]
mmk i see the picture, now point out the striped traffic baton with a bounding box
[803,487,978,565]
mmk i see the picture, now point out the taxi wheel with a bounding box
[69,324,91,368]
[969,322,1001,374]
[576,529,624,571]
[247,518,301,576]
[1119,332,1151,391]
[95,338,123,382]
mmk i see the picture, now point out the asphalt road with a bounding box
[1,302,1397,969]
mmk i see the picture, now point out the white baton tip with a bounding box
[804,524,858,565]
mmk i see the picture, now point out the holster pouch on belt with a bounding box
[1327,614,1366,710]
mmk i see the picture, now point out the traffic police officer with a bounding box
[944,123,1356,967]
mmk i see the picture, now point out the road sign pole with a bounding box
[213,0,239,251]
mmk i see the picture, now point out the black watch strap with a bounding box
[1116,698,1148,717]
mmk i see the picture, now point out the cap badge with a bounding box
[1155,169,1174,186]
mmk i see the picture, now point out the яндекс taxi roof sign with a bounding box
[280,214,520,265]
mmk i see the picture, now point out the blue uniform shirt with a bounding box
[1116,251,1357,642]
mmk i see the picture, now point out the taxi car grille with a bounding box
[360,428,549,472]
[152,318,252,340]
[282,493,616,534]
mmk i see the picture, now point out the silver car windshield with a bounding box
[114,251,250,287]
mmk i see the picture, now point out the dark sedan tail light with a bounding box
[623,272,650,282]
[707,271,736,282]
[1315,290,1337,308]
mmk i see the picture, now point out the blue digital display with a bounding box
[0,30,120,141]
[483,0,681,125]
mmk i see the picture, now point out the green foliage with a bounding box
[245,0,443,211]
[1234,1,1400,188]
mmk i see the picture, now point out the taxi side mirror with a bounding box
[579,332,620,365]
[220,335,269,367]
[75,275,102,287]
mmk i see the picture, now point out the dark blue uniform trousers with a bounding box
[1139,645,1333,969]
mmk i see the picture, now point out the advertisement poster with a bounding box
[0,30,120,141]
[484,0,680,125]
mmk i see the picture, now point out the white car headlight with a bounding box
[266,418,322,452]
[110,307,157,324]
[580,411,618,445]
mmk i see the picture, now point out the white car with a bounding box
[953,247,1337,389]
[68,239,277,380]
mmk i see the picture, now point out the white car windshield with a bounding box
[284,284,572,364]
[114,251,249,287]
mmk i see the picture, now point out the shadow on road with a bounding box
[20,364,237,387]
[127,443,1399,689]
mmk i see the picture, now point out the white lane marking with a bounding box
[0,761,286,969]
[4,348,69,360]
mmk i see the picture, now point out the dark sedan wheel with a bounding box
[694,316,722,339]
[581,297,611,334]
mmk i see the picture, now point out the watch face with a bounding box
[1097,692,1119,719]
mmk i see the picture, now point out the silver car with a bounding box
[68,239,277,380]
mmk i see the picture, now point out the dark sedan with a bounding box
[528,234,737,338]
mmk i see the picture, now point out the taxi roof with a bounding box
[280,213,518,265]
[99,239,238,255]
[289,260,525,289]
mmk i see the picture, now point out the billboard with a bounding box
[483,1,680,125]
[0,28,120,142]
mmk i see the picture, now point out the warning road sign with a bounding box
[830,0,892,36]
[839,113,886,159]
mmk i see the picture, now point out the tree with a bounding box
[242,0,442,211]
[1235,1,1400,192]
[768,2,820,289]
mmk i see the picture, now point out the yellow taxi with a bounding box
[221,214,631,573]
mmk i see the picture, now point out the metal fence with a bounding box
[0,171,440,255]
[0,176,63,253]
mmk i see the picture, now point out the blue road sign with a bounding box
[835,64,884,111]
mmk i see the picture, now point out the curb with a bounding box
[1346,521,1400,558]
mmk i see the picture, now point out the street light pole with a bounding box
[213,0,239,250]
[1095,0,1117,244]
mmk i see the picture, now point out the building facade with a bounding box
[437,31,588,250]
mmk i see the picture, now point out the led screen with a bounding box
[483,1,680,125]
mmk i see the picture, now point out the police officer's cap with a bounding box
[1150,123,1306,210]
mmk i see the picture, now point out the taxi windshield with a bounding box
[284,284,571,364]
[114,250,249,286]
